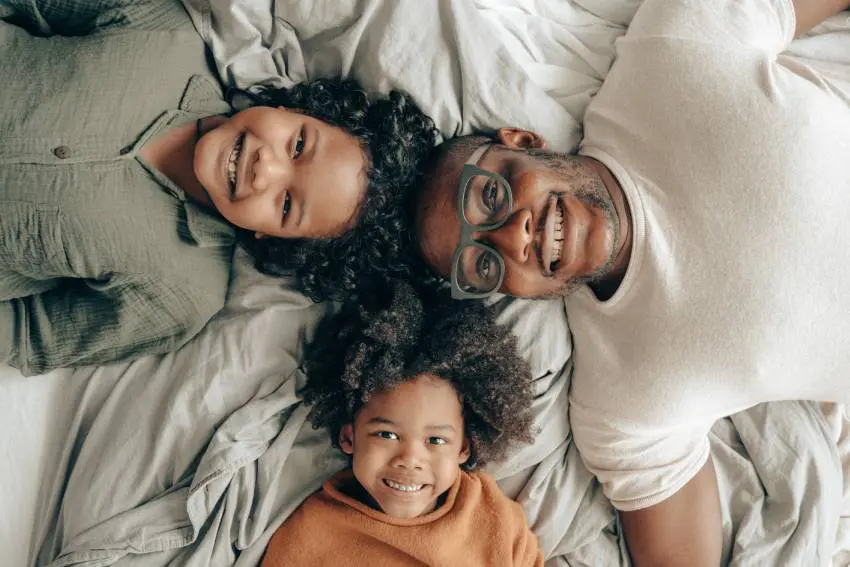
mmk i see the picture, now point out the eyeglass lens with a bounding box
[462,174,512,227]
[455,174,511,293]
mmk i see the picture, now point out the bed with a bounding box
[3,0,850,565]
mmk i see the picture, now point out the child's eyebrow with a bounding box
[425,424,457,433]
[365,417,457,433]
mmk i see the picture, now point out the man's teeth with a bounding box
[552,201,564,264]
[227,134,243,190]
[384,479,424,492]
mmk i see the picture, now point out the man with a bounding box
[415,0,850,565]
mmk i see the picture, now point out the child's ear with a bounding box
[458,437,471,465]
[339,424,355,455]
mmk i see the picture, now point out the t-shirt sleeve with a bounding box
[626,0,796,56]
[569,400,712,512]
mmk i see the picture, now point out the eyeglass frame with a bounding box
[450,143,515,300]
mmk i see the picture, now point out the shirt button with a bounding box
[53,146,71,159]
[119,145,132,156]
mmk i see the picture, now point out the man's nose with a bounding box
[479,209,533,264]
[251,145,290,194]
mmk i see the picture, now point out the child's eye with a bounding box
[427,436,447,446]
[376,431,398,440]
[292,127,305,159]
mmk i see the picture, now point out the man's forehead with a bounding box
[426,139,493,201]
[415,136,495,278]
[417,142,472,219]
[438,135,494,176]
[416,186,457,277]
[415,179,462,278]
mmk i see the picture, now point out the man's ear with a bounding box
[339,424,355,455]
[254,232,266,239]
[496,127,546,150]
[458,437,471,465]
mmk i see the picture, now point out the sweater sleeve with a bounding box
[510,498,545,567]
[261,501,310,567]
[475,472,545,567]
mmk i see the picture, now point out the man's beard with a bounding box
[526,148,621,298]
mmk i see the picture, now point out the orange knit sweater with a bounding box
[262,469,544,567]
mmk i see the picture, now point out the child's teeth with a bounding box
[227,136,243,189]
[385,479,423,492]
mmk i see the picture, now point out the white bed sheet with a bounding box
[0,366,75,566]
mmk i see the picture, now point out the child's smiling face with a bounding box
[339,374,471,519]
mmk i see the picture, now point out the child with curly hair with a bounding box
[261,280,543,566]
[2,0,439,374]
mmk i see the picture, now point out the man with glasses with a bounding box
[413,0,850,565]
[433,133,630,301]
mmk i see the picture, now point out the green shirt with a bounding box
[0,0,236,375]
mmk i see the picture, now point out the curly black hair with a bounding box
[234,78,439,302]
[301,280,535,470]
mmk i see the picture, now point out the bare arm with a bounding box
[619,457,722,567]
[793,0,850,36]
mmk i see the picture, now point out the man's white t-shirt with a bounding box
[571,0,850,511]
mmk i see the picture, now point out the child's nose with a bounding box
[251,145,291,195]
[392,444,424,470]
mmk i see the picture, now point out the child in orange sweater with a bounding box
[262,281,544,567]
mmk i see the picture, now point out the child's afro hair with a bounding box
[301,280,535,470]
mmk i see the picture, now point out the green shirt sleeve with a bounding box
[2,0,169,36]
[1,273,225,376]
[0,302,13,365]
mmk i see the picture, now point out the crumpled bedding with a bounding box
[6,253,843,566]
[5,252,608,566]
[181,0,582,150]
[2,269,845,567]
[3,1,850,566]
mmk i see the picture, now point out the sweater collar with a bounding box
[323,469,466,527]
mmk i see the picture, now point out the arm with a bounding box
[0,274,221,375]
[2,0,149,36]
[792,0,850,36]
[619,457,722,567]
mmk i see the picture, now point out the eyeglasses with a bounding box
[450,144,514,300]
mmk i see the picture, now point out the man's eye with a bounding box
[476,253,493,279]
[293,128,305,159]
[482,180,499,210]
[428,437,447,446]
[376,431,398,440]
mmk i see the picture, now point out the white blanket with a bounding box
[4,1,850,566]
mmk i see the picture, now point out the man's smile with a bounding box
[540,194,567,273]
